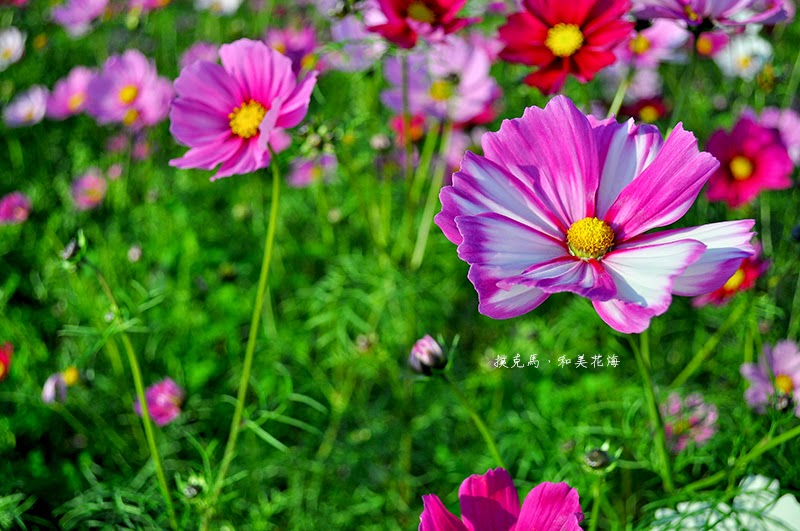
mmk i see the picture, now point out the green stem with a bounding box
[607,69,632,119]
[671,299,749,388]
[789,268,800,340]
[588,477,603,531]
[634,329,674,493]
[206,162,282,521]
[670,46,698,129]
[409,120,454,270]
[445,375,507,470]
[782,44,800,108]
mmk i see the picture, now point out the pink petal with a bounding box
[212,138,269,181]
[592,298,660,334]
[169,98,231,147]
[276,71,318,129]
[515,482,584,531]
[173,60,242,114]
[513,257,617,301]
[219,39,295,106]
[469,266,550,320]
[169,136,242,172]
[459,468,521,531]
[419,495,468,531]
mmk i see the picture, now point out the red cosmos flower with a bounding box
[706,117,793,208]
[499,0,633,94]
[0,343,12,382]
[620,97,668,124]
[368,0,477,49]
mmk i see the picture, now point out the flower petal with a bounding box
[276,71,318,129]
[173,60,241,114]
[513,257,617,301]
[516,482,584,531]
[592,298,660,334]
[459,468,520,531]
[219,39,295,106]
[419,495,468,531]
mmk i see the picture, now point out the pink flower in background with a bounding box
[128,0,170,13]
[436,96,756,333]
[3,86,48,127]
[706,116,793,208]
[169,38,317,180]
[420,468,584,530]
[614,20,688,69]
[693,246,768,306]
[409,334,446,375]
[753,107,800,166]
[288,153,337,188]
[694,31,729,58]
[179,41,219,69]
[326,7,387,72]
[741,340,800,417]
[47,66,96,119]
[368,0,476,49]
[632,0,789,26]
[0,27,26,72]
[87,49,174,129]
[51,0,108,37]
[265,26,320,74]
[0,343,12,381]
[661,392,718,453]
[134,378,184,426]
[0,192,31,225]
[71,168,107,211]
[42,367,79,404]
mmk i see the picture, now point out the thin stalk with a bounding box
[588,477,603,531]
[607,69,632,118]
[634,330,674,493]
[670,46,698,129]
[782,45,800,108]
[206,162,282,520]
[671,299,749,388]
[445,374,507,470]
[789,268,800,339]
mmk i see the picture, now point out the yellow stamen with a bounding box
[684,4,701,22]
[738,56,752,70]
[775,374,794,395]
[722,267,746,292]
[118,85,139,105]
[696,35,713,56]
[301,54,318,71]
[429,80,454,101]
[1,48,11,60]
[273,42,287,54]
[545,23,584,58]
[122,108,139,126]
[630,34,651,55]
[407,1,435,24]
[62,366,79,386]
[566,217,615,260]
[729,155,754,181]
[68,93,85,112]
[638,105,660,123]
[229,100,267,139]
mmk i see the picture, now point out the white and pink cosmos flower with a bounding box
[47,66,96,119]
[435,96,756,334]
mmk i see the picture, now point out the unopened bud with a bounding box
[409,335,446,375]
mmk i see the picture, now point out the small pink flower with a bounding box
[134,378,184,426]
[287,153,337,188]
[754,106,800,166]
[47,66,96,119]
[264,26,321,74]
[51,0,108,37]
[615,20,689,70]
[409,334,446,374]
[741,340,800,417]
[71,169,107,211]
[660,392,718,453]
[3,86,48,127]
[420,468,584,530]
[0,192,31,224]
[179,41,219,70]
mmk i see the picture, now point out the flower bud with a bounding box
[409,335,446,375]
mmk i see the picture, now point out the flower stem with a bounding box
[782,44,800,108]
[206,161,282,520]
[607,69,632,119]
[588,477,603,531]
[445,374,507,470]
[634,329,674,493]
[670,46,697,129]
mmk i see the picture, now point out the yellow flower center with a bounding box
[722,267,746,292]
[566,217,615,260]
[273,42,287,54]
[684,4,701,21]
[62,366,79,386]
[738,56,752,70]
[639,105,660,123]
[119,85,139,105]
[775,374,794,395]
[301,53,318,70]
[0,364,6,379]
[1,48,11,60]
[429,80,454,101]
[729,156,754,181]
[630,34,651,55]
[407,1,435,23]
[546,23,584,57]
[672,419,691,436]
[68,92,85,112]
[229,100,267,139]
[696,35,713,56]
[122,108,139,126]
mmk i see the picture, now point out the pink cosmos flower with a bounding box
[661,392,718,453]
[705,116,793,208]
[435,96,756,333]
[47,66,96,119]
[179,41,219,70]
[326,7,388,72]
[420,468,583,530]
[71,169,107,211]
[51,0,108,37]
[0,192,31,224]
[692,245,767,306]
[614,20,688,69]
[632,0,789,26]
[368,0,476,49]
[134,378,184,426]
[287,153,337,188]
[87,50,173,129]
[409,334,446,374]
[169,38,317,180]
[741,340,800,417]
[265,26,321,74]
[751,106,800,166]
[3,86,48,127]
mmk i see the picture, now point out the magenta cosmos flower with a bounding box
[0,192,31,224]
[71,169,107,211]
[368,0,476,49]
[741,340,800,417]
[632,0,789,26]
[51,0,108,37]
[436,96,756,333]
[705,116,793,208]
[47,66,96,119]
[264,26,321,74]
[660,392,718,453]
[169,38,317,180]
[420,468,583,530]
[134,378,184,426]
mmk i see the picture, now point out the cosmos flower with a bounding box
[179,41,219,69]
[0,192,31,225]
[750,106,800,166]
[741,340,800,417]
[0,343,12,381]
[51,0,108,37]
[87,50,174,129]
[420,468,584,530]
[265,26,320,74]
[368,0,476,49]
[435,96,756,333]
[170,39,317,180]
[326,6,388,72]
[287,153,337,188]
[614,19,688,69]
[134,378,184,426]
[71,168,107,211]
[42,367,80,403]
[47,66,96,119]
[632,0,789,26]
[0,27,25,72]
[692,245,767,306]
[498,0,633,94]
[660,392,718,453]
[714,33,772,81]
[194,0,243,15]
[3,86,48,127]
[620,97,668,124]
[409,334,446,375]
[705,115,793,208]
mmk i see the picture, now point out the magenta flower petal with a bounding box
[419,494,469,531]
[516,482,584,531]
[276,71,319,129]
[218,39,294,104]
[458,468,520,530]
[592,298,660,334]
[173,61,243,116]
[170,136,243,171]
[515,256,617,300]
